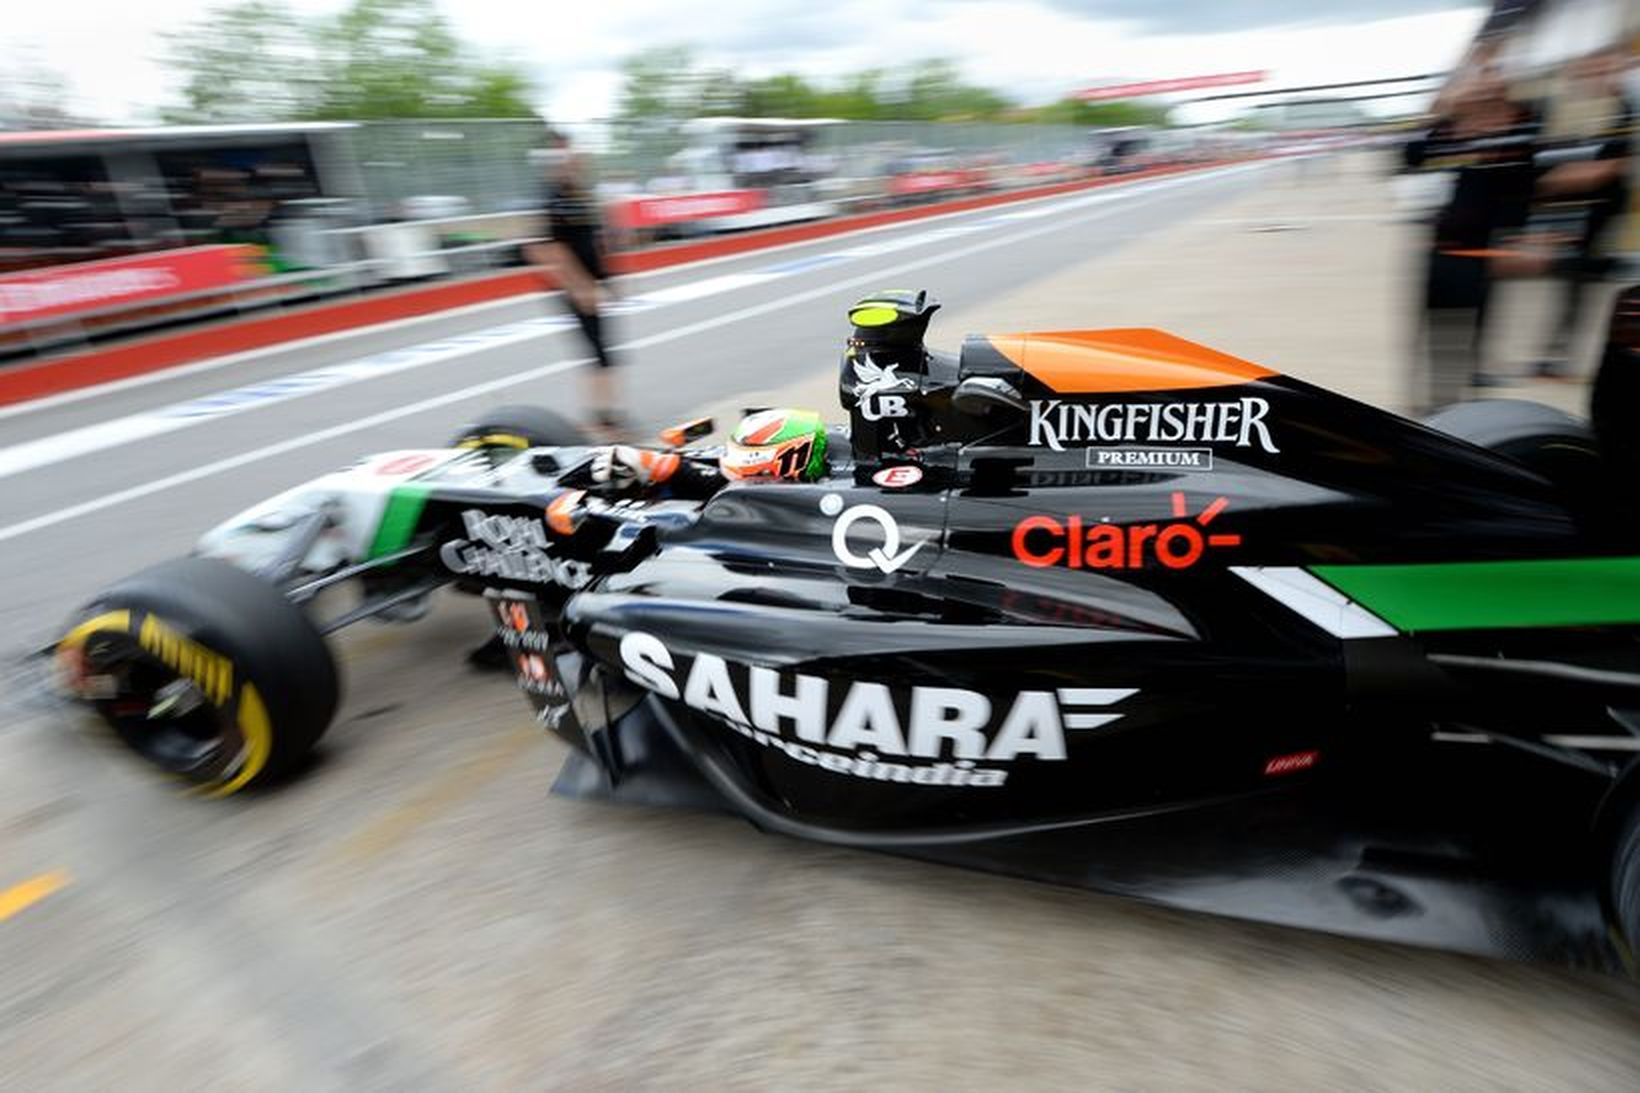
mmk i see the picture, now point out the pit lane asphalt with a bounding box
[2,162,1637,1090]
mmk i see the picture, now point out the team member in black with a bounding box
[527,131,624,437]
[1531,47,1633,378]
[1405,60,1541,412]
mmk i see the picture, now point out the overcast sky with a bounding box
[10,0,1489,125]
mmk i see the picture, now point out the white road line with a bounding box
[0,164,1261,545]
[0,165,1254,423]
[0,315,577,478]
[1200,214,1398,225]
[636,270,778,305]
[0,358,589,545]
[0,291,556,424]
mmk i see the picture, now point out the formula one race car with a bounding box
[54,288,1640,972]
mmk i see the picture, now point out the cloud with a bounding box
[1023,0,1484,34]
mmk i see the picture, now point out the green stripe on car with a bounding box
[366,484,434,559]
[1309,557,1640,632]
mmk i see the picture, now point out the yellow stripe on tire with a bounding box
[456,433,530,449]
[58,610,132,650]
[208,682,273,798]
[60,609,273,798]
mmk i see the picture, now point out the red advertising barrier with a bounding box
[887,169,989,197]
[1018,162,1072,179]
[0,244,262,327]
[1075,71,1267,101]
[610,190,766,230]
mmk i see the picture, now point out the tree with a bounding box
[613,46,741,126]
[0,47,92,129]
[159,0,537,124]
[892,59,1013,121]
[611,46,745,164]
[614,49,1019,125]
[740,73,821,118]
[815,70,887,121]
[161,0,319,123]
[313,0,455,118]
[1025,98,1173,128]
[311,0,538,119]
[464,65,538,119]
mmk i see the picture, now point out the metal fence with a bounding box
[341,117,1096,216]
[808,121,1092,177]
[348,120,546,220]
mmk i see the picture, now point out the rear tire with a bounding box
[450,404,588,451]
[1422,398,1606,514]
[1591,287,1640,484]
[57,557,340,795]
[1422,398,1596,462]
[1613,801,1640,955]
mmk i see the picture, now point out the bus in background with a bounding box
[0,123,366,347]
[0,123,361,276]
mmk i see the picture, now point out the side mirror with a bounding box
[659,416,715,448]
[952,376,1027,416]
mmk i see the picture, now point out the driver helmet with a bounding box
[720,408,828,481]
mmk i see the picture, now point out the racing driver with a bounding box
[588,406,830,497]
[468,408,830,669]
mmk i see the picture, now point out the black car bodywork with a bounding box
[61,288,1640,972]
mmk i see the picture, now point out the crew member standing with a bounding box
[1405,56,1540,412]
[1531,47,1633,378]
[527,130,624,437]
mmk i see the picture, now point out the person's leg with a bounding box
[1424,307,1480,412]
[569,297,626,438]
[1416,250,1489,413]
[1537,265,1583,376]
[1552,268,1580,352]
[1468,269,1506,388]
[571,299,614,367]
[1541,205,1621,376]
[583,369,622,436]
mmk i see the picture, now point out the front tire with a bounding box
[57,557,340,795]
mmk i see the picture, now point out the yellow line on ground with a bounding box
[0,870,71,922]
[330,729,542,867]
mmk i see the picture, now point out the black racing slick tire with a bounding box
[56,557,340,796]
[1422,398,1597,465]
[1614,802,1640,956]
[450,404,588,451]
[1422,398,1606,513]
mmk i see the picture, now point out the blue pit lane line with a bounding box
[758,253,851,275]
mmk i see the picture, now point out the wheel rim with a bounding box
[70,631,241,781]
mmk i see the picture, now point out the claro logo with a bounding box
[1013,492,1241,570]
